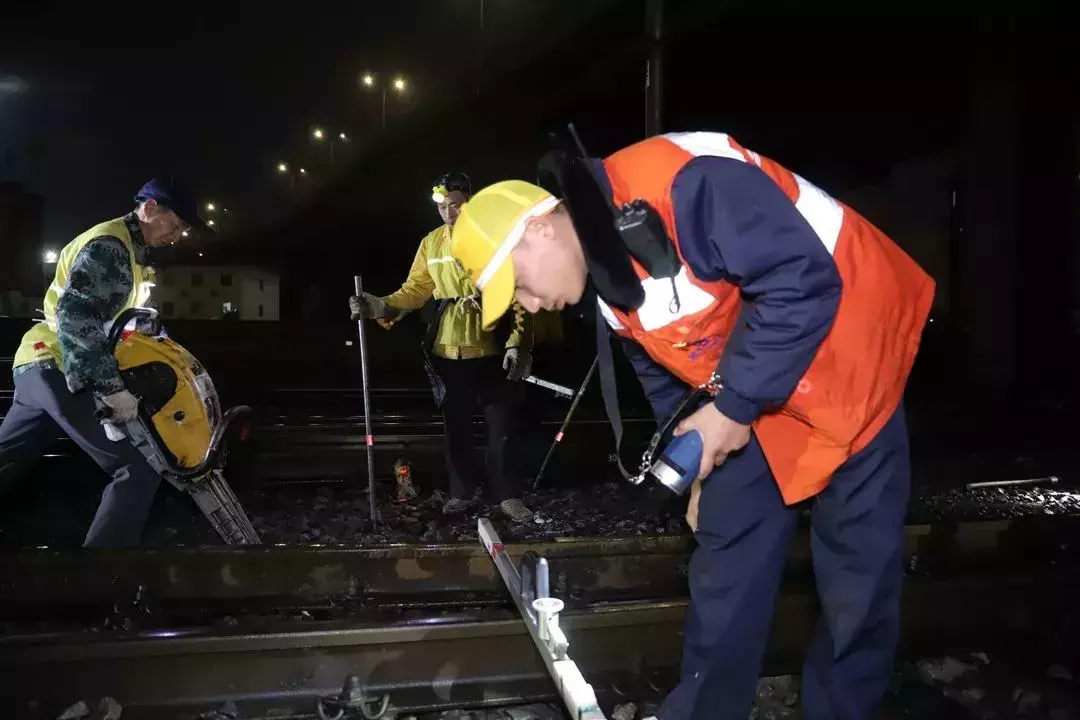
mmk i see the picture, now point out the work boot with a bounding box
[499,498,534,523]
[442,497,473,515]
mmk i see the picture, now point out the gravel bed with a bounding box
[134,477,1080,548]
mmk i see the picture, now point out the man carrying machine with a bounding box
[349,172,536,522]
[450,132,934,719]
[0,178,259,546]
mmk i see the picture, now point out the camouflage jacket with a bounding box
[55,213,151,396]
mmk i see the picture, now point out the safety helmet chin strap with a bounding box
[475,195,561,291]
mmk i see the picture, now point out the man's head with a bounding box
[451,180,589,330]
[134,178,208,247]
[431,172,471,228]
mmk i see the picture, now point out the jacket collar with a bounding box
[123,213,150,266]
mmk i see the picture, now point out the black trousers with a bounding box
[431,355,521,502]
[0,366,161,547]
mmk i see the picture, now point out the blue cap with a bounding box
[134,178,209,233]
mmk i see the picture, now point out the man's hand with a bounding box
[100,389,140,423]
[674,402,752,480]
[503,347,532,382]
[686,476,703,533]
[349,293,388,320]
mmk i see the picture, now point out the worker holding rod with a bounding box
[348,172,536,522]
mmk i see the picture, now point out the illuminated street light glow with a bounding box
[299,168,307,175]
[182,230,190,237]
[206,202,216,212]
[43,250,58,264]
[361,73,375,87]
[339,132,347,141]
[277,162,289,173]
[392,77,407,92]
[208,219,216,227]
[313,128,325,140]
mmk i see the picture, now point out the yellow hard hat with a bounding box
[451,180,560,330]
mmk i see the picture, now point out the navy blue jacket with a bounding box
[613,157,843,425]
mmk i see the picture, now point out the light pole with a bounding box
[312,127,348,164]
[359,72,410,130]
[203,201,230,238]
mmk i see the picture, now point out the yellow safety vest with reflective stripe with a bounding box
[381,225,530,359]
[12,217,153,371]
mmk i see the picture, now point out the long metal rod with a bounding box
[533,356,599,490]
[479,518,607,720]
[524,374,575,399]
[354,275,378,524]
[966,475,1059,489]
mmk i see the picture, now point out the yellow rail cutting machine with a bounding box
[96,308,261,544]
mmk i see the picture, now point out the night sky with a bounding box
[0,1,1071,267]
[0,0,617,243]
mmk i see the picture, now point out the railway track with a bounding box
[1,517,1078,719]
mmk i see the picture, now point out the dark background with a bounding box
[2,0,1078,412]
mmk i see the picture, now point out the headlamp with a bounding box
[432,185,449,204]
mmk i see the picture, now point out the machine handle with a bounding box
[106,307,161,352]
[162,405,252,481]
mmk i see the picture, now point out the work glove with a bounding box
[99,389,140,423]
[349,293,388,320]
[503,347,532,382]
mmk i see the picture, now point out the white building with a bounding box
[152,265,280,321]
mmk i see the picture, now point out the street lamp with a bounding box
[206,202,216,212]
[43,250,58,264]
[312,125,346,164]
[359,71,410,130]
[299,167,308,175]
[208,219,216,227]
[276,162,295,190]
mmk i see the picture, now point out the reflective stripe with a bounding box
[636,267,716,331]
[792,175,842,255]
[664,131,844,257]
[136,281,155,306]
[426,257,460,266]
[664,132,747,162]
[596,297,624,330]
[598,267,719,333]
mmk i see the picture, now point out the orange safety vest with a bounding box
[599,133,935,504]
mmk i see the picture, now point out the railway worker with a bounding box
[0,178,208,547]
[448,132,935,720]
[348,172,536,523]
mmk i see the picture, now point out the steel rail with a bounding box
[1,566,1077,719]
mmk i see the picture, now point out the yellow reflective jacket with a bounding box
[381,225,531,359]
[13,217,153,373]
